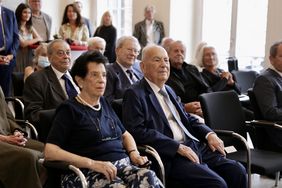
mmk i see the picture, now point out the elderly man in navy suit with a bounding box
[104,36,143,103]
[122,45,247,187]
[253,40,282,148]
[0,1,19,96]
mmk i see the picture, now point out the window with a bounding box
[202,0,268,71]
[96,0,132,38]
[202,0,232,70]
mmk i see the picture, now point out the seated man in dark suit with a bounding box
[253,40,282,147]
[166,40,212,117]
[0,86,45,188]
[23,39,79,127]
[122,45,247,187]
[104,36,143,103]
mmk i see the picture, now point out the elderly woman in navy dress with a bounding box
[44,50,163,187]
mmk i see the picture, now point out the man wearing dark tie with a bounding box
[104,36,143,103]
[23,39,79,127]
[0,1,19,96]
[122,45,247,187]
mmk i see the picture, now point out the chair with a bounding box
[248,88,282,152]
[231,70,259,94]
[199,90,282,188]
[39,103,163,187]
[37,109,88,188]
[38,109,56,142]
[38,159,88,188]
[5,97,38,138]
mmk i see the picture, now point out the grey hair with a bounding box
[47,39,68,55]
[116,36,141,51]
[88,37,106,48]
[192,41,218,68]
[144,5,156,13]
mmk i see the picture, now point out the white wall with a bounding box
[170,0,197,61]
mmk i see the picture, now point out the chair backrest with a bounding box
[199,90,247,149]
[111,99,123,122]
[247,88,282,151]
[232,70,258,94]
[12,72,24,97]
[247,88,263,119]
[38,109,56,143]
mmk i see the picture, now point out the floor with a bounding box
[252,174,282,188]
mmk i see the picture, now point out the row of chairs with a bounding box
[9,69,281,187]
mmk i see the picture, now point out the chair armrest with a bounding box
[5,97,25,119]
[15,120,38,140]
[137,145,166,186]
[247,120,282,130]
[213,129,234,136]
[214,129,251,188]
[38,159,88,188]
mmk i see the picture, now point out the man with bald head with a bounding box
[122,45,247,187]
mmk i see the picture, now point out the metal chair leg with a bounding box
[274,171,280,187]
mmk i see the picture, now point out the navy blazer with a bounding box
[104,61,143,103]
[122,78,212,160]
[0,6,19,96]
[253,68,282,122]
[0,6,19,58]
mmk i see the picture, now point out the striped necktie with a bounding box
[126,69,138,83]
[159,88,199,141]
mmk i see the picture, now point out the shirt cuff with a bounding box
[205,132,216,140]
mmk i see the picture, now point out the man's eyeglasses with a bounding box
[55,50,71,57]
[126,48,140,54]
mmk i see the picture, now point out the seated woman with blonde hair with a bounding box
[24,43,50,81]
[44,51,163,187]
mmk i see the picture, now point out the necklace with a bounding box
[76,95,101,111]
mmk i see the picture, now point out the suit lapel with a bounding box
[165,85,191,128]
[113,62,131,85]
[46,67,66,100]
[143,80,171,127]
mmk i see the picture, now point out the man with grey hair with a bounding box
[104,36,143,103]
[88,36,106,54]
[133,4,165,58]
[166,40,212,117]
[23,39,79,128]
[28,0,52,41]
